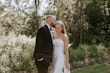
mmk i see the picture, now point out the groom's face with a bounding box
[46,15,56,27]
[50,18,56,27]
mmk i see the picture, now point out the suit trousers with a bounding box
[35,60,49,73]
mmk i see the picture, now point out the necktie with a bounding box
[50,27,53,39]
[50,27,52,31]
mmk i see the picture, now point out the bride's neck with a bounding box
[56,32,62,36]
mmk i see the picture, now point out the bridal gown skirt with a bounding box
[52,53,70,73]
[53,53,65,73]
[50,39,70,73]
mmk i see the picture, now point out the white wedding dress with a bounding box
[52,39,70,73]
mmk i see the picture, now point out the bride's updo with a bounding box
[55,21,66,34]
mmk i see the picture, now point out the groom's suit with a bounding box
[33,25,53,73]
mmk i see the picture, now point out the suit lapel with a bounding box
[45,25,53,41]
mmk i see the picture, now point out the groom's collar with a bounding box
[46,23,51,30]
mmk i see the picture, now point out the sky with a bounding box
[38,0,49,16]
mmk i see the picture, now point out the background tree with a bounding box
[84,0,110,47]
[0,0,40,37]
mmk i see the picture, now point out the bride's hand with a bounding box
[66,63,70,70]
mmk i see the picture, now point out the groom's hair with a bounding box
[46,15,56,20]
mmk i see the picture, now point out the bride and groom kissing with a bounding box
[33,15,70,73]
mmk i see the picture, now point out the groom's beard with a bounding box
[51,23,55,28]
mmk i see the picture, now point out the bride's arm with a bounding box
[63,35,70,69]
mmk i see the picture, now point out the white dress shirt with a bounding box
[46,24,53,39]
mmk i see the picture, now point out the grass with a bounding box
[72,64,110,73]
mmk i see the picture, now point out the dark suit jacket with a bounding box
[33,25,53,63]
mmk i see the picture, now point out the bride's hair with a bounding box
[55,21,66,34]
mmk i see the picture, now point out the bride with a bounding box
[49,21,70,73]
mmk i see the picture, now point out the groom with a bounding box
[33,15,56,73]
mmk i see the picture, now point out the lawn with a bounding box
[72,64,110,73]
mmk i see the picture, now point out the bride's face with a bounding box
[55,24,62,33]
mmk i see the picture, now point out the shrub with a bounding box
[107,47,110,52]
[87,45,99,58]
[0,32,36,72]
[70,44,110,69]
[69,47,74,62]
[73,45,86,61]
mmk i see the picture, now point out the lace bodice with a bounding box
[53,39,64,55]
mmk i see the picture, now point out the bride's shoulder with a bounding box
[62,34,69,41]
[62,34,68,38]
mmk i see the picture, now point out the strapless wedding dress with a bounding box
[52,39,70,73]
